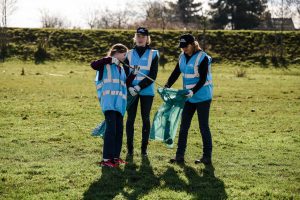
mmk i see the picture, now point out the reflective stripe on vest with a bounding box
[127,48,157,96]
[185,80,213,89]
[95,63,127,115]
[127,49,153,73]
[96,79,126,90]
[179,51,213,103]
[102,90,126,99]
[106,64,112,80]
[180,51,203,79]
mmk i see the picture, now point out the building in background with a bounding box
[256,17,296,30]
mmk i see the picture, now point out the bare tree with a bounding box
[85,8,100,29]
[268,0,297,28]
[40,9,70,29]
[98,8,113,29]
[0,0,17,62]
[286,0,300,26]
[0,0,17,27]
[199,8,209,51]
[267,0,297,65]
[85,4,136,29]
[111,9,131,29]
[137,0,171,68]
[84,8,113,29]
[142,0,169,30]
[286,0,300,15]
[0,27,8,61]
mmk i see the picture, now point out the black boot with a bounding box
[169,156,185,164]
[195,157,212,165]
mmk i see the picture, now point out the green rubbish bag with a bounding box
[91,93,137,138]
[150,87,188,148]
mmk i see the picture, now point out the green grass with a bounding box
[0,60,299,200]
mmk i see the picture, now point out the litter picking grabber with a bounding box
[119,60,165,88]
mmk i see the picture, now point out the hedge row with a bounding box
[4,28,300,64]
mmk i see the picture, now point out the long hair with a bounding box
[181,41,202,53]
[193,41,202,52]
[107,43,128,56]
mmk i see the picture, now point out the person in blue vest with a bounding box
[165,34,213,165]
[124,27,159,156]
[91,43,139,167]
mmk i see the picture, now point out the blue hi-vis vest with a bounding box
[179,51,213,103]
[95,64,127,116]
[127,48,159,96]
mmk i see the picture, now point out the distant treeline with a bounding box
[2,28,300,65]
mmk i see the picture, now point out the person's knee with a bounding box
[200,122,210,131]
[142,115,150,123]
[179,122,191,133]
[126,115,136,124]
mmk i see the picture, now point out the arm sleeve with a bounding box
[123,57,130,76]
[90,57,112,71]
[126,73,136,87]
[165,62,181,88]
[123,57,135,86]
[91,57,112,81]
[136,54,158,89]
[191,56,209,93]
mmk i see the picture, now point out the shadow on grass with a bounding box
[123,156,160,199]
[161,164,227,199]
[82,155,160,200]
[83,158,227,200]
[82,165,125,199]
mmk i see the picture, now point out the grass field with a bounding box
[0,60,299,200]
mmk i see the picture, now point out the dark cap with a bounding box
[179,34,195,48]
[136,27,149,36]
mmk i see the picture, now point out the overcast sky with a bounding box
[7,0,300,29]
[9,0,134,28]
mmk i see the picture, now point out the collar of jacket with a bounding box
[134,45,150,57]
[184,49,202,63]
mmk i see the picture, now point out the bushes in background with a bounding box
[5,28,300,65]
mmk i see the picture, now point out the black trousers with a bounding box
[126,95,154,151]
[176,100,212,159]
[103,110,123,160]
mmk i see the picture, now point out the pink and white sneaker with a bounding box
[96,160,118,168]
[114,158,128,165]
